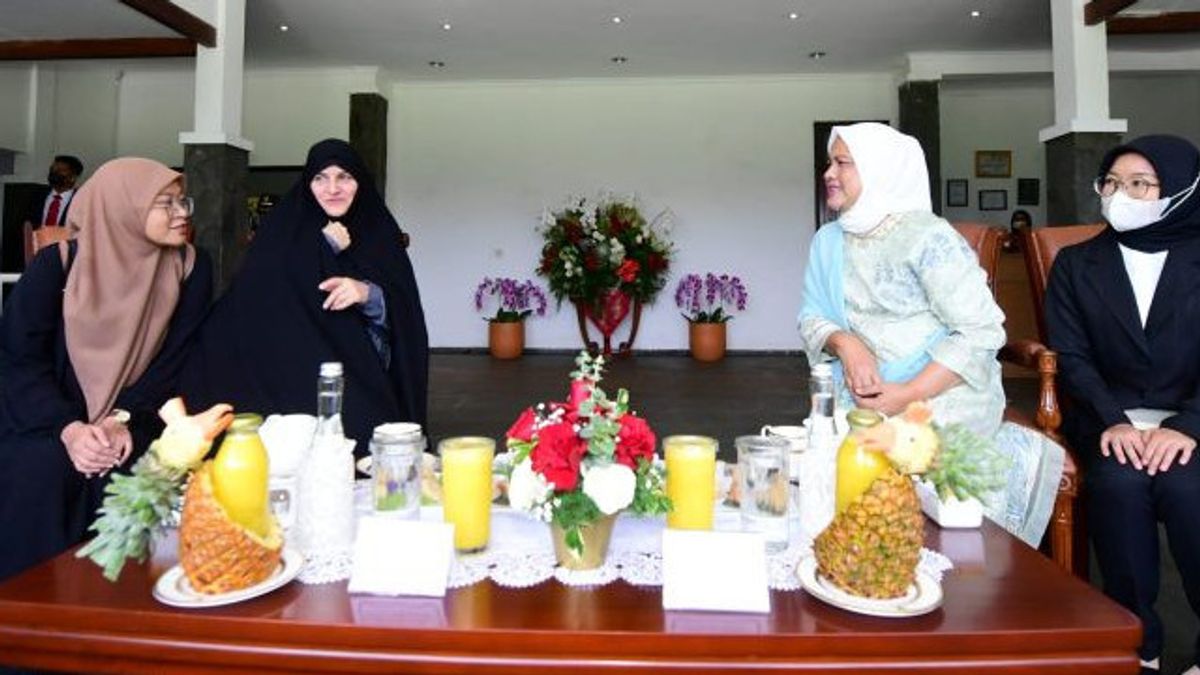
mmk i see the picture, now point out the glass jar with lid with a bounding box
[370,422,425,519]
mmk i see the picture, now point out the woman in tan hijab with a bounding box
[0,157,212,580]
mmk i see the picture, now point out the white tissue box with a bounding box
[915,480,982,529]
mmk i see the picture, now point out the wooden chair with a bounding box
[22,223,72,266]
[953,222,1102,579]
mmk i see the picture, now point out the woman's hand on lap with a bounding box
[98,416,133,468]
[828,331,882,397]
[60,421,120,477]
[1100,423,1146,470]
[1139,427,1195,475]
[853,382,913,416]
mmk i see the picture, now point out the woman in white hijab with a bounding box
[799,123,1063,546]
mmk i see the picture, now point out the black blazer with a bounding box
[1045,228,1200,456]
[23,187,74,227]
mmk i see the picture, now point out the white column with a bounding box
[178,0,253,151]
[1039,0,1127,142]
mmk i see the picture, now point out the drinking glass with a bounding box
[736,435,791,552]
[664,435,717,530]
[439,436,495,553]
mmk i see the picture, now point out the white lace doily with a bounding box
[351,483,952,591]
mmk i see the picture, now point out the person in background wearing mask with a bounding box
[1045,135,1200,675]
[25,155,84,230]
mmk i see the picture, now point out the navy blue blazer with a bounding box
[1045,228,1200,457]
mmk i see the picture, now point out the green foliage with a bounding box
[552,490,603,556]
[927,423,1009,502]
[631,458,672,517]
[75,448,188,581]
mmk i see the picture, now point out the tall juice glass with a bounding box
[439,436,495,553]
[664,435,717,530]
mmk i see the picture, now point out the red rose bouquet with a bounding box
[505,351,670,556]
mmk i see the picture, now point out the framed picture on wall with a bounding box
[974,150,1012,178]
[1017,178,1040,206]
[946,179,968,207]
[979,189,1008,211]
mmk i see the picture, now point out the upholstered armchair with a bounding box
[953,221,1103,579]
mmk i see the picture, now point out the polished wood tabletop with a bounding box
[0,521,1140,674]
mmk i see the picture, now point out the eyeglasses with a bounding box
[152,196,194,217]
[1093,175,1160,200]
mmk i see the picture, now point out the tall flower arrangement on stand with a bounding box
[504,352,670,559]
[537,195,673,309]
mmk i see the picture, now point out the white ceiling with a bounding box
[1,0,1196,80]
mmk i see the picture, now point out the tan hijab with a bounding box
[62,157,195,422]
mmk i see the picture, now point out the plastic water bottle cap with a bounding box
[319,362,344,378]
[812,362,833,377]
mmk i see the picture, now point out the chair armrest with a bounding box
[999,338,1050,370]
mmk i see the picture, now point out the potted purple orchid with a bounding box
[474,277,549,359]
[673,273,749,361]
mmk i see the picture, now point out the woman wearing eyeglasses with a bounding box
[1045,135,1200,675]
[0,158,212,580]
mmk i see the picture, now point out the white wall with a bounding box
[390,75,897,350]
[0,65,33,153]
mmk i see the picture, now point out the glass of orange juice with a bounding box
[439,436,495,553]
[664,435,718,530]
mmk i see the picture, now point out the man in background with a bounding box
[25,155,84,230]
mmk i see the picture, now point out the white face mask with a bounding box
[1101,191,1169,232]
[1101,172,1200,232]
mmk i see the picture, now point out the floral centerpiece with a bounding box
[474,277,548,323]
[504,351,670,568]
[674,273,749,323]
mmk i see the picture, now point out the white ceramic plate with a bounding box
[796,555,942,618]
[153,548,303,608]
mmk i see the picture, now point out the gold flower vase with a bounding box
[551,514,618,571]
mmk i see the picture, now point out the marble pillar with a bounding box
[899,80,942,214]
[350,92,388,196]
[184,143,249,292]
[1044,132,1122,225]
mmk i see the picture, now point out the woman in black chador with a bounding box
[183,139,428,453]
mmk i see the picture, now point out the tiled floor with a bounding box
[427,351,1196,673]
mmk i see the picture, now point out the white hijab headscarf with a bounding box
[828,123,932,234]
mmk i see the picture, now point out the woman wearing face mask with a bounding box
[182,139,428,455]
[799,123,1064,547]
[1045,135,1200,675]
[0,158,212,580]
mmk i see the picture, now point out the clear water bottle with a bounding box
[800,362,837,540]
[296,362,356,583]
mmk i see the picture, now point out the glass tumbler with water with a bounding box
[370,423,425,519]
[736,435,791,552]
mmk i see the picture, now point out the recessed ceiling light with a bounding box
[279,24,289,32]
[809,51,826,60]
[428,60,446,68]
[787,12,800,20]
[970,10,981,18]
[610,56,628,64]
[611,16,623,24]
[442,22,452,30]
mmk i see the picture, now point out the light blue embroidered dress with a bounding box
[798,212,1064,547]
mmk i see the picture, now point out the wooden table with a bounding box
[0,521,1140,674]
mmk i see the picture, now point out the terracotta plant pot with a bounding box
[488,320,525,359]
[551,514,618,571]
[688,321,727,362]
